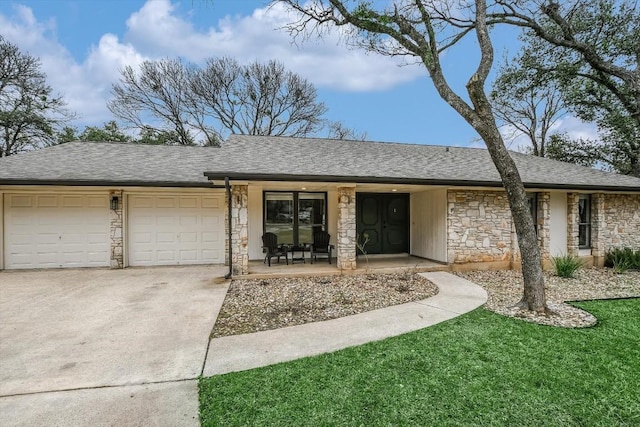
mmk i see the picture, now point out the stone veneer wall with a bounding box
[447,190,514,264]
[595,193,640,253]
[336,186,356,270]
[590,193,606,261]
[229,184,249,275]
[566,193,580,256]
[537,192,551,264]
[109,190,123,269]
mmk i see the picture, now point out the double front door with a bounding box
[356,193,409,254]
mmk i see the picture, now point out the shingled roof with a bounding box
[0,141,218,187]
[206,135,640,191]
[1,136,639,191]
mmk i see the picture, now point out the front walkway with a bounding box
[203,271,488,376]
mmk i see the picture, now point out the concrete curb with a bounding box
[203,272,487,376]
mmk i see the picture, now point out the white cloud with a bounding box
[1,0,423,129]
[122,0,423,91]
[551,116,599,141]
[0,4,146,124]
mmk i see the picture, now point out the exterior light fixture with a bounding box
[110,195,119,211]
[301,187,307,190]
[392,189,397,192]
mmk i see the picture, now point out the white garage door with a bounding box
[127,194,224,266]
[3,193,110,269]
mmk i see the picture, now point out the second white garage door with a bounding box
[127,194,224,266]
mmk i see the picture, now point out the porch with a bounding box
[244,254,448,279]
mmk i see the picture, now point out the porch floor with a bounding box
[245,254,449,279]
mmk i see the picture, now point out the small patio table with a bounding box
[287,244,308,264]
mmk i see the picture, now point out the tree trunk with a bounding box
[476,119,548,312]
[466,85,548,313]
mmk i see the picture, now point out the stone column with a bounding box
[591,193,606,266]
[566,193,580,256]
[230,184,249,276]
[337,185,357,271]
[109,190,124,269]
[537,192,551,266]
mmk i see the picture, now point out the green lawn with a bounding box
[199,299,640,426]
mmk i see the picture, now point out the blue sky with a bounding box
[0,0,596,147]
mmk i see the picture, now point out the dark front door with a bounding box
[356,193,409,254]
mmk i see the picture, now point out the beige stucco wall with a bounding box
[248,187,262,261]
[410,189,447,262]
[0,192,4,270]
[327,189,339,252]
[549,192,568,256]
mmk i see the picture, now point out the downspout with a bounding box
[224,177,233,279]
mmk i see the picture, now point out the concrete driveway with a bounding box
[0,266,229,426]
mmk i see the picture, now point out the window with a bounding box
[264,191,326,245]
[527,193,538,235]
[578,195,591,248]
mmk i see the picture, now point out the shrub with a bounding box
[605,247,640,273]
[552,254,584,278]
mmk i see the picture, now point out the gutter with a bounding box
[0,178,224,188]
[224,177,233,280]
[203,172,640,193]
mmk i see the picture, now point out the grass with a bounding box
[199,299,640,426]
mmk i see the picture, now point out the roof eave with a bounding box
[203,172,640,192]
[0,179,222,188]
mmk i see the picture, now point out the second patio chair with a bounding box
[310,230,334,264]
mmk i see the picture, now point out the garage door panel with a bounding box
[8,194,33,207]
[87,232,108,244]
[36,195,58,208]
[131,196,154,208]
[179,197,198,208]
[4,194,109,269]
[87,196,108,208]
[180,232,198,243]
[157,232,176,243]
[133,232,153,244]
[202,232,217,243]
[202,197,221,208]
[157,215,176,226]
[156,250,177,262]
[61,196,84,208]
[179,250,198,262]
[128,194,224,266]
[179,216,197,226]
[156,197,177,208]
[202,215,220,227]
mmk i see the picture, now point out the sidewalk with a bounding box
[203,272,488,376]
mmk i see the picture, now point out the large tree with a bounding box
[0,35,75,157]
[108,57,348,145]
[189,57,327,138]
[277,0,548,312]
[108,58,202,146]
[490,55,566,157]
[491,0,640,177]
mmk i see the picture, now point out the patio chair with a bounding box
[310,231,334,264]
[262,232,288,267]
